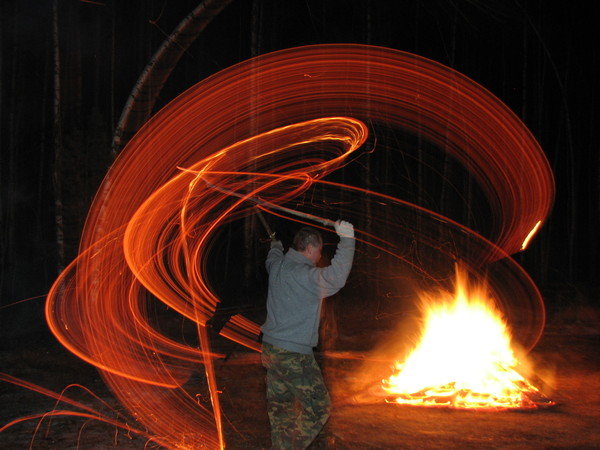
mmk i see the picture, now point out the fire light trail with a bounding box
[33,45,555,447]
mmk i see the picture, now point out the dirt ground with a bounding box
[1,311,599,449]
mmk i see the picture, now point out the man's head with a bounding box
[293,227,323,264]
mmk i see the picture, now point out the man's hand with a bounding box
[270,239,283,249]
[334,220,354,238]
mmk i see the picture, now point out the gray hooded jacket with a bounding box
[261,237,355,354]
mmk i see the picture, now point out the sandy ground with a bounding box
[1,316,599,449]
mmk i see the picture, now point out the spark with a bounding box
[521,220,543,250]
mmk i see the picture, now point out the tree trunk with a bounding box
[38,44,51,246]
[52,0,65,272]
[562,55,576,282]
[439,15,457,225]
[362,1,374,306]
[242,0,264,297]
[111,0,234,156]
[250,0,263,58]
[110,4,116,131]
[0,0,8,298]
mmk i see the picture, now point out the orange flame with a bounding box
[382,269,553,410]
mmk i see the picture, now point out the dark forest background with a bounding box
[1,0,598,340]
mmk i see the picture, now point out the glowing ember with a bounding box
[521,220,543,250]
[382,270,553,410]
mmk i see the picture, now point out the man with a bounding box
[261,220,355,449]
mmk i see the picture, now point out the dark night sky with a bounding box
[1,0,599,337]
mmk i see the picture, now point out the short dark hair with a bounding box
[293,227,323,251]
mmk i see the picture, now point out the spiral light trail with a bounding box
[44,45,554,448]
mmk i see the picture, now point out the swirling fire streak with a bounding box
[15,44,554,448]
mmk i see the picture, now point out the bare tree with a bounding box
[93,0,233,252]
[0,0,8,297]
[111,0,234,156]
[52,0,65,272]
[241,0,264,298]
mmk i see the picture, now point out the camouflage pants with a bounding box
[261,342,331,449]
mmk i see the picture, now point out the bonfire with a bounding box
[382,270,554,410]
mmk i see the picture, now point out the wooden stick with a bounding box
[204,181,335,229]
